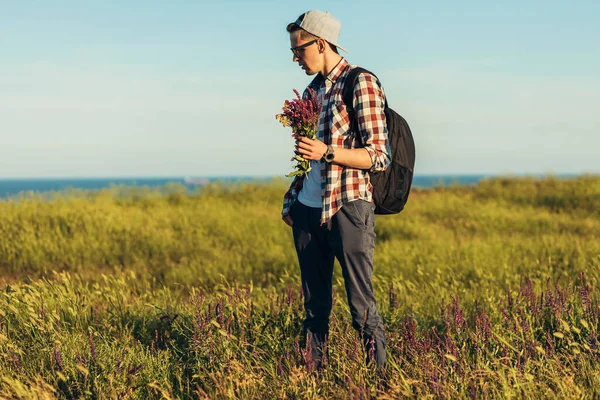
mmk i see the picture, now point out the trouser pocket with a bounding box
[343,200,374,230]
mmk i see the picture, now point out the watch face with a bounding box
[325,152,335,162]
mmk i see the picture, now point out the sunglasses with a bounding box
[290,39,318,57]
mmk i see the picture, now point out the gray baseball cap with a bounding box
[288,10,348,53]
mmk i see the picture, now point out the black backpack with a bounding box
[343,67,416,215]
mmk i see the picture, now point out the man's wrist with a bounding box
[321,145,335,163]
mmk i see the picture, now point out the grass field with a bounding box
[0,176,599,399]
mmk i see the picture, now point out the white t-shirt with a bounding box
[297,79,328,209]
[297,160,322,208]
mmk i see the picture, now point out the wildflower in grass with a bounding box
[215,299,224,325]
[192,312,200,348]
[76,353,88,366]
[286,286,295,305]
[53,346,64,372]
[275,88,321,177]
[474,306,492,341]
[10,351,21,371]
[366,337,376,364]
[277,356,284,376]
[89,331,97,365]
[294,339,301,361]
[303,332,315,373]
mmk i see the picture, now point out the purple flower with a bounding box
[89,332,97,364]
[54,346,64,372]
[276,88,322,177]
[10,351,21,370]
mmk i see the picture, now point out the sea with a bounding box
[0,174,579,200]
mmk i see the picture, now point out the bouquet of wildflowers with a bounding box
[276,88,321,178]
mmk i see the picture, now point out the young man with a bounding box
[281,10,391,369]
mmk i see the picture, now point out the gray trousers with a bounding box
[290,199,386,368]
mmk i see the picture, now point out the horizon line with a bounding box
[0,172,596,180]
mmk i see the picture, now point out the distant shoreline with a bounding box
[0,173,593,199]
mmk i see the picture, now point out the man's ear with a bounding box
[318,38,326,53]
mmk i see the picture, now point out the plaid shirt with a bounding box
[282,58,391,224]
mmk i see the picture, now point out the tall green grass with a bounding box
[0,176,599,398]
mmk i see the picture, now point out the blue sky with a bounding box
[1,0,599,178]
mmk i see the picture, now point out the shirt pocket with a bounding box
[331,101,354,148]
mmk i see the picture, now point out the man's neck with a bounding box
[320,54,343,78]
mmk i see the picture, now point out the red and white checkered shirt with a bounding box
[282,58,391,224]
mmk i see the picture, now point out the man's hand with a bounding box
[296,136,327,161]
[282,213,293,227]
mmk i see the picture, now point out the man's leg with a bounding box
[331,200,386,368]
[291,201,335,368]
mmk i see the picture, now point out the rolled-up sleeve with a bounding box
[352,73,391,172]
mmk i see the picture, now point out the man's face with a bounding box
[290,31,321,75]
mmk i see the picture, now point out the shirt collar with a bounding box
[325,58,348,84]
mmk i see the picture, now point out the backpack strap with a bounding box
[342,66,388,145]
[342,67,388,112]
[342,67,365,114]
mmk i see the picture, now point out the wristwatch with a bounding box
[321,145,335,163]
